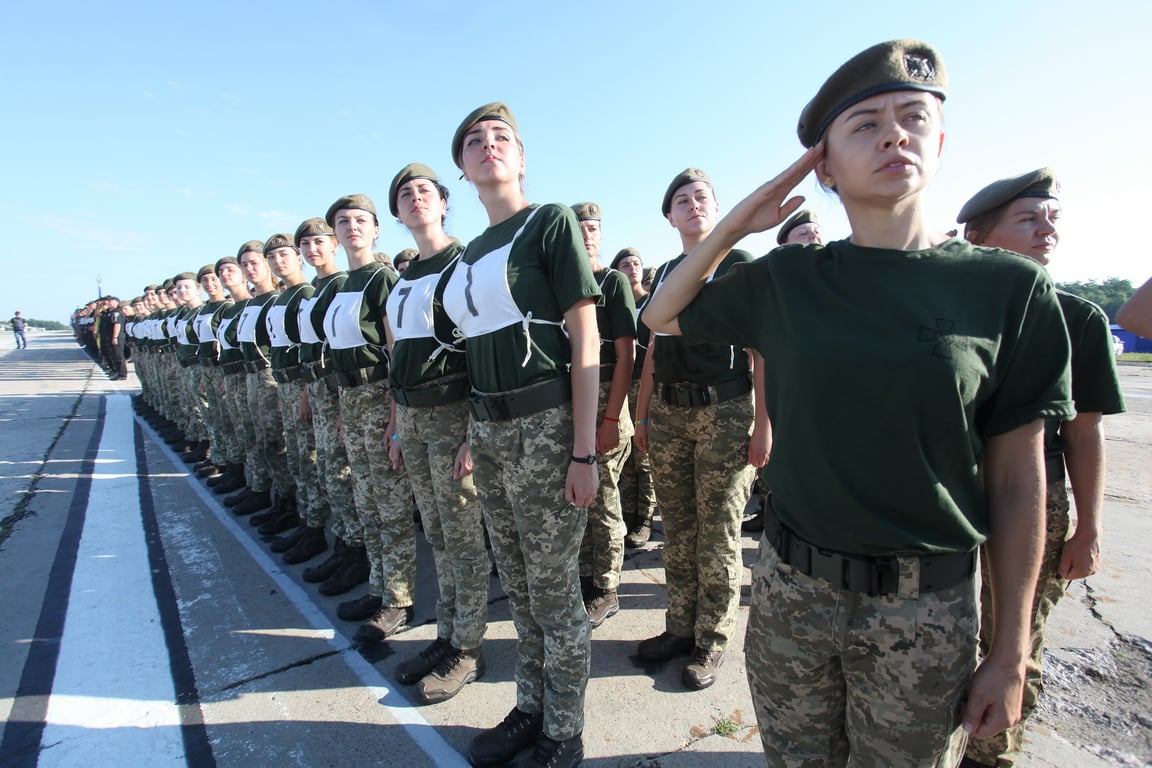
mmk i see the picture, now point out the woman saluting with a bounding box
[643,40,1074,766]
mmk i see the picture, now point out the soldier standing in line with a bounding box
[322,193,416,641]
[192,265,234,479]
[633,168,770,691]
[102,298,129,379]
[611,247,658,548]
[235,242,293,526]
[213,256,265,504]
[292,218,359,574]
[263,233,326,544]
[384,163,488,704]
[172,272,210,463]
[958,169,1126,768]
[642,39,1074,765]
[570,202,636,628]
[443,102,599,768]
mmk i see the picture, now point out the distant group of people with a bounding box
[67,37,1152,768]
[71,298,130,378]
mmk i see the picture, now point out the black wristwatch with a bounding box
[570,453,597,465]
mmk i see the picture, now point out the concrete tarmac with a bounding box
[0,332,1148,767]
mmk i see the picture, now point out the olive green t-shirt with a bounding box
[388,242,467,389]
[174,305,202,365]
[677,237,1074,555]
[300,271,347,365]
[593,267,638,367]
[216,300,247,366]
[270,281,314,371]
[328,262,397,372]
[444,204,601,393]
[649,249,753,385]
[239,291,277,365]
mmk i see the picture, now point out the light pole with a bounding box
[97,274,103,298]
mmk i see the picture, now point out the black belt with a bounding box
[659,376,751,408]
[198,356,219,367]
[393,376,469,408]
[1044,454,1066,482]
[220,361,246,375]
[468,376,572,423]
[335,363,389,388]
[178,355,199,368]
[273,364,308,384]
[301,360,333,383]
[764,501,975,597]
[244,359,269,374]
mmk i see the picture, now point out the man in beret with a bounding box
[571,201,636,629]
[776,209,823,246]
[959,169,1125,768]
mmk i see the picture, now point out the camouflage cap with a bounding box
[264,233,298,254]
[173,271,198,283]
[214,255,240,276]
[325,194,378,227]
[196,264,216,281]
[797,39,947,148]
[389,163,440,217]
[293,217,335,246]
[451,102,519,169]
[662,168,712,216]
[236,240,265,260]
[571,202,601,222]
[394,248,419,265]
[777,209,818,245]
[956,168,1060,224]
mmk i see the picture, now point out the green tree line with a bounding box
[1054,278,1134,322]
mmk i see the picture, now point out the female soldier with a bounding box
[193,265,234,479]
[632,168,770,692]
[383,163,488,705]
[642,39,1074,766]
[610,247,657,547]
[322,194,416,642]
[571,201,636,628]
[958,169,1125,768]
[212,257,262,501]
[442,103,599,768]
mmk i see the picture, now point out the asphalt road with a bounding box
[0,331,1148,767]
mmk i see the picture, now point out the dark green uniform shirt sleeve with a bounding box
[1058,291,1126,415]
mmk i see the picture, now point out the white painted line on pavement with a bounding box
[40,395,187,766]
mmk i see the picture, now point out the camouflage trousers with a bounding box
[746,541,975,767]
[579,381,634,590]
[965,479,1071,767]
[618,379,657,525]
[246,369,293,498]
[397,397,487,650]
[470,402,589,742]
[225,371,269,492]
[648,391,754,650]
[338,380,415,606]
[162,353,183,422]
[307,377,354,538]
[278,379,326,523]
[202,365,241,463]
[181,365,208,443]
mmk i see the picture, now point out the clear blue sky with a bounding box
[3,0,1148,323]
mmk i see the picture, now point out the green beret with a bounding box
[294,217,335,246]
[325,194,377,227]
[956,168,1060,224]
[571,201,601,222]
[173,271,197,283]
[161,278,176,290]
[214,256,240,276]
[196,264,216,281]
[144,284,160,293]
[451,102,519,169]
[610,247,642,271]
[389,163,440,217]
[662,167,712,216]
[236,240,265,260]
[394,248,419,264]
[777,209,817,245]
[264,233,298,254]
[797,39,947,148]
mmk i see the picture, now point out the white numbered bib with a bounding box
[237,304,263,344]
